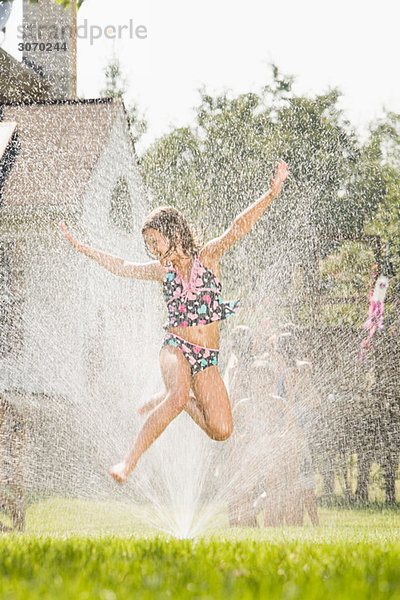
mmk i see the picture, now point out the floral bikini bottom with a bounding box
[161,332,219,377]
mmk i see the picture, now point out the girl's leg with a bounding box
[138,366,234,440]
[264,470,284,527]
[228,500,240,527]
[138,388,207,428]
[182,394,215,436]
[190,366,233,441]
[238,490,258,527]
[264,495,284,527]
[283,452,303,526]
[109,346,192,482]
[304,490,319,525]
[137,389,167,415]
[137,388,217,439]
[152,335,231,438]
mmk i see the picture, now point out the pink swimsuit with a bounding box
[161,255,240,376]
[162,254,239,329]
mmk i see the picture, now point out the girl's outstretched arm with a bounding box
[204,161,288,259]
[59,222,165,281]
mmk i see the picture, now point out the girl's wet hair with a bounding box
[141,206,203,259]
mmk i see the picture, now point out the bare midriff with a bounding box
[166,320,220,349]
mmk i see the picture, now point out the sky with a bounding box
[3,0,400,153]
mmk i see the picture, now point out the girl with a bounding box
[59,160,289,483]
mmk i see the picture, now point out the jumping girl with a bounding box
[59,160,288,483]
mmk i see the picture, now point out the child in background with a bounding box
[275,331,319,526]
[223,325,257,526]
[249,358,291,527]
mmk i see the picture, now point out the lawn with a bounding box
[1,499,400,599]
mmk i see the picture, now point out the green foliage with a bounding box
[2,499,400,599]
[101,61,126,100]
[100,58,147,146]
[141,65,388,303]
[2,518,400,599]
[56,0,85,8]
[363,112,400,296]
[319,242,374,297]
[319,110,400,322]
[13,0,86,8]
[142,67,384,268]
[142,66,383,243]
[140,127,204,227]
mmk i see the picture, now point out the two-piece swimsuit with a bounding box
[161,254,240,376]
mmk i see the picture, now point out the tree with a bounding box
[100,58,147,146]
[363,111,400,298]
[141,66,386,302]
[319,110,400,324]
[9,0,86,7]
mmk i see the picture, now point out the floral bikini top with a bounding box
[162,254,240,329]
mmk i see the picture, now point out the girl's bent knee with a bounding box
[212,421,233,442]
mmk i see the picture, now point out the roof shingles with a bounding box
[0,98,122,207]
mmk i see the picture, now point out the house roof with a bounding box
[0,98,123,208]
[0,121,17,162]
[0,48,51,104]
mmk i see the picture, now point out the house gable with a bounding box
[0,98,122,209]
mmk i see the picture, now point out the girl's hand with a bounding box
[59,221,80,250]
[270,161,289,199]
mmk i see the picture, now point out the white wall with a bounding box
[77,105,163,410]
[0,104,167,497]
[0,104,164,430]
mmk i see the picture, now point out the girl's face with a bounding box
[143,228,177,266]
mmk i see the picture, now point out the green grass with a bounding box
[1,499,400,599]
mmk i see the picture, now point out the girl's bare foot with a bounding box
[109,461,130,483]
